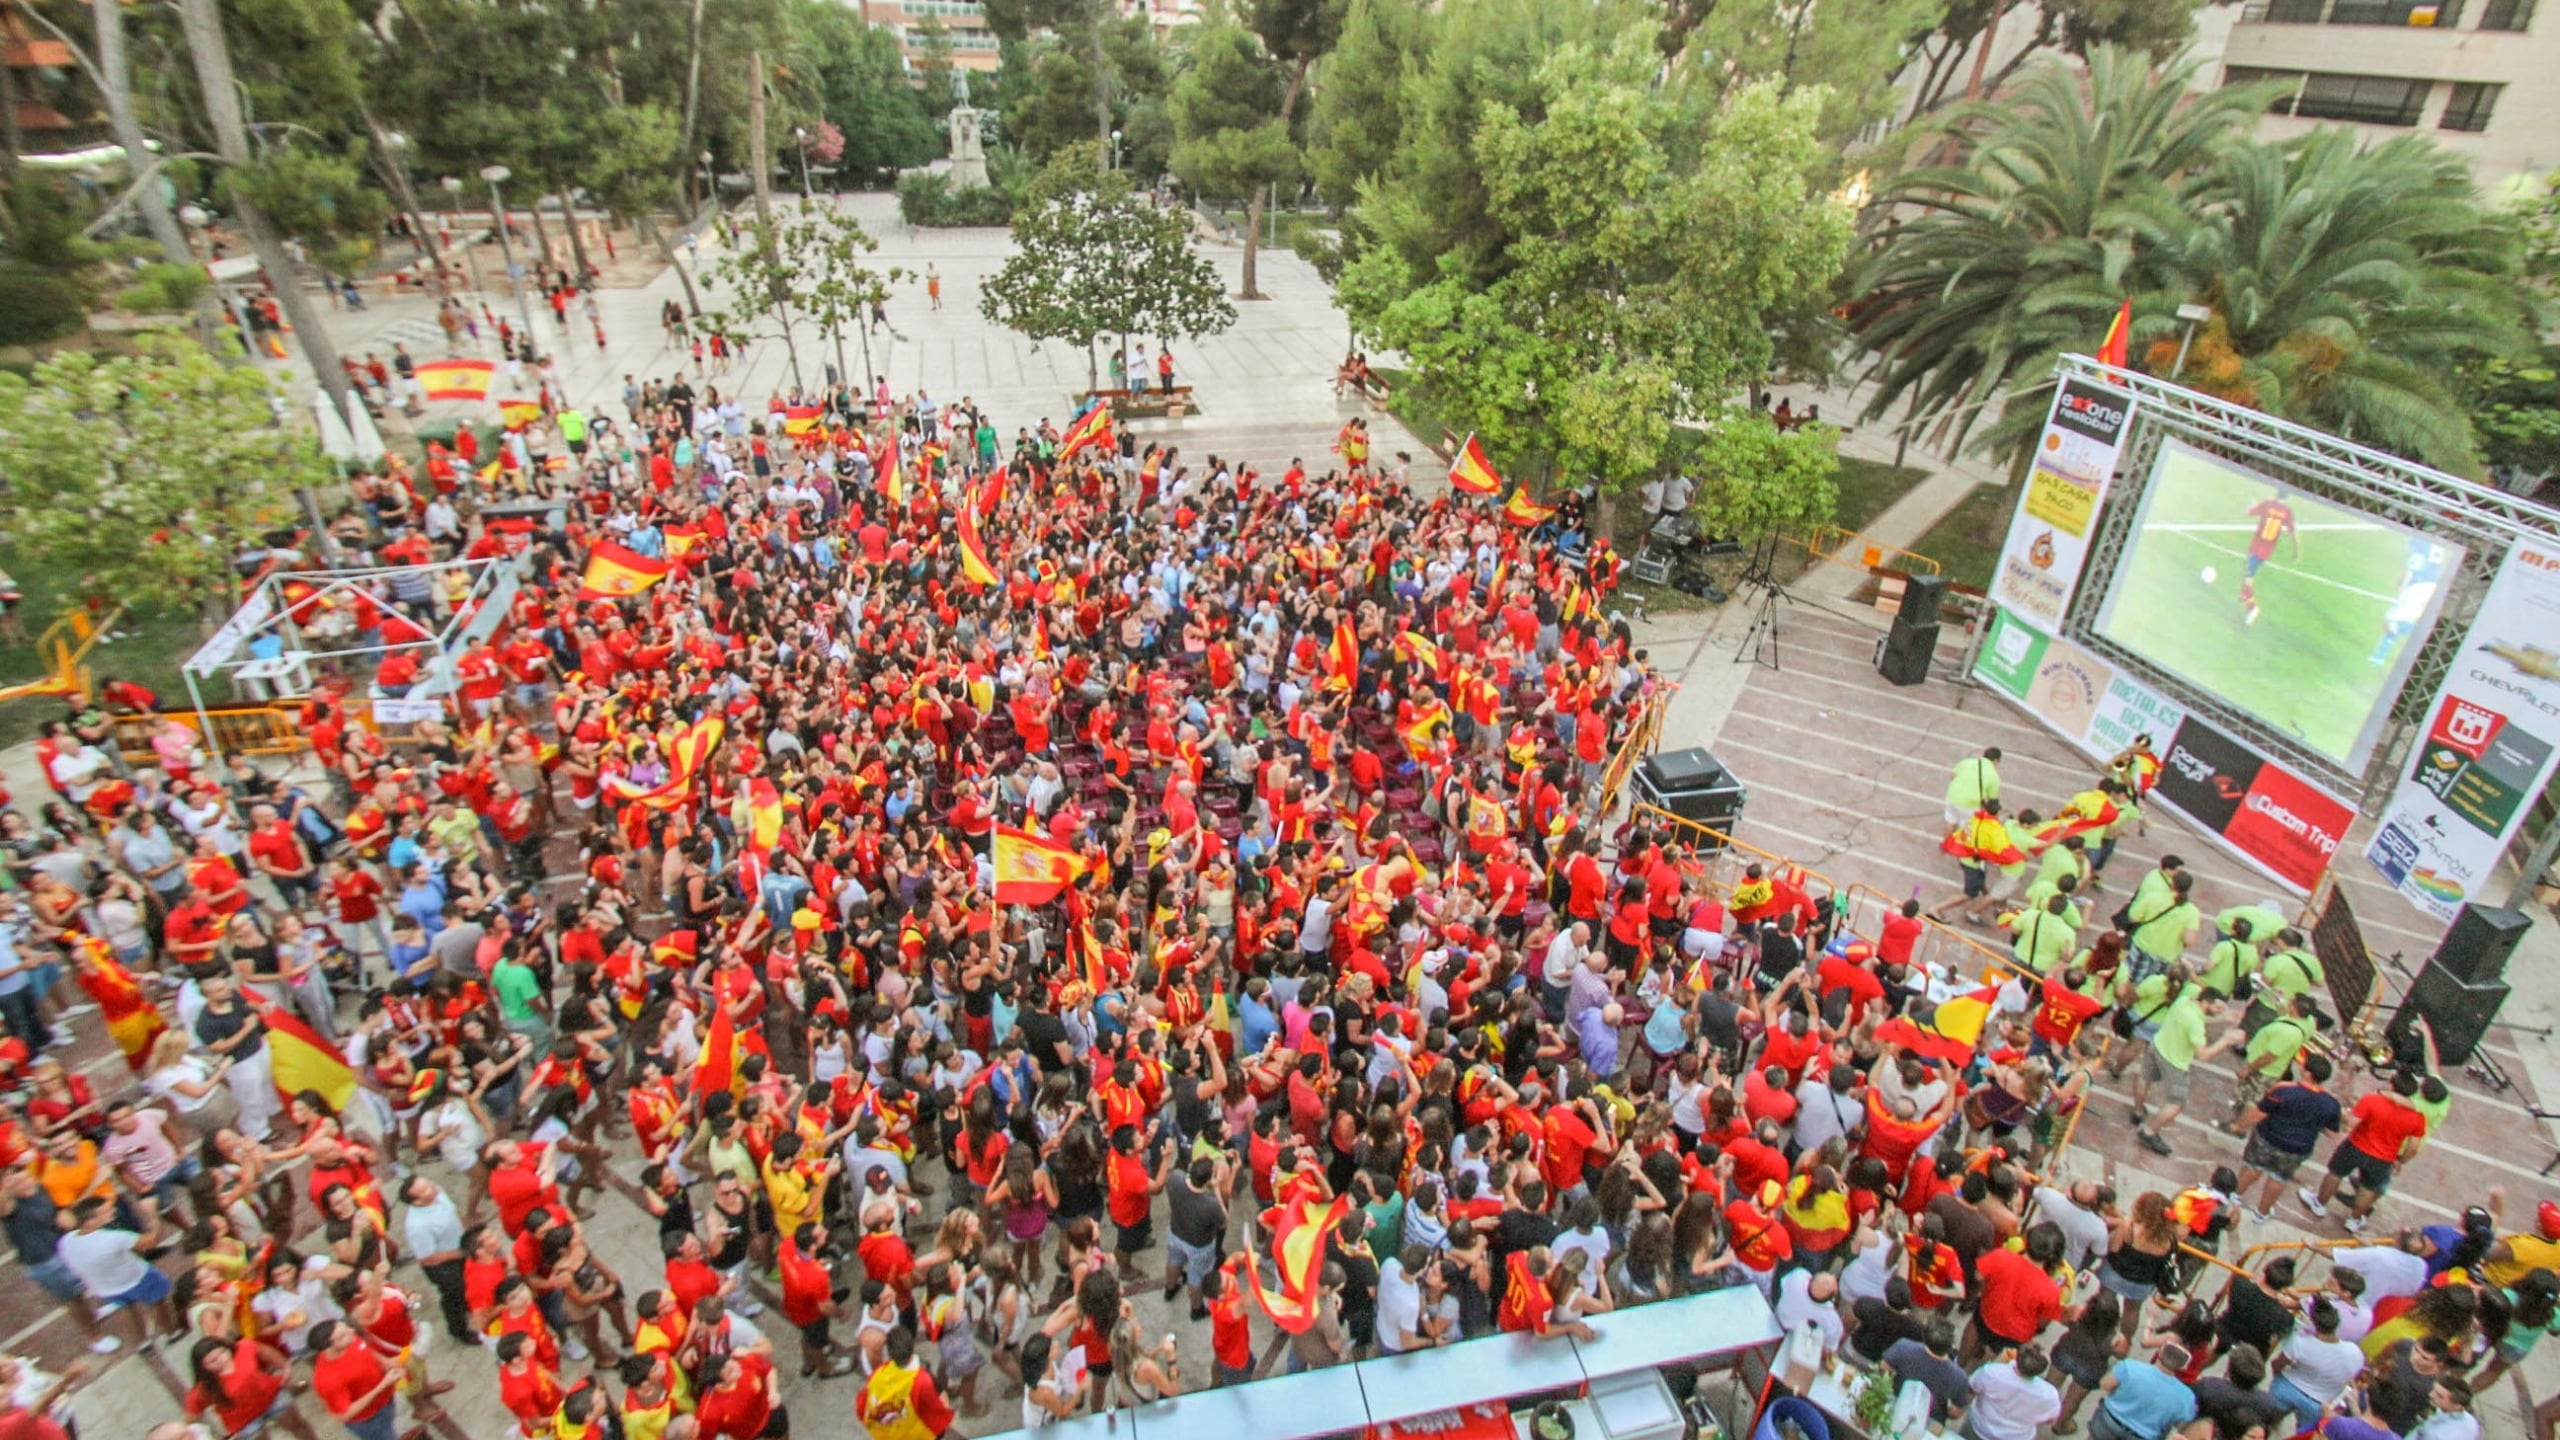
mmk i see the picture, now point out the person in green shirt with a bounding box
[2245,931,2325,1032]
[2008,893,2078,979]
[2109,964,2238,1156]
[557,406,587,456]
[2128,869,2202,979]
[1944,747,2002,828]
[491,945,551,1057]
[2226,991,2323,1122]
[2199,918,2263,1000]
[2025,836,2089,912]
[2120,855,2184,929]
[2020,868,2087,929]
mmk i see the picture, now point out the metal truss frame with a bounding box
[2053,356,2560,804]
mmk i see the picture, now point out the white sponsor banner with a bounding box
[2364,540,2560,919]
[1987,377,2136,631]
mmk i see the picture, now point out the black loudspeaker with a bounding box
[1633,747,1747,849]
[2430,903,2530,985]
[2386,961,2510,1068]
[1877,624,1939,687]
[1895,573,1950,631]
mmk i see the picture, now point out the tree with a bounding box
[1902,0,2201,120]
[1305,0,1423,211]
[788,0,939,177]
[702,200,906,391]
[1685,410,1843,544]
[1169,18,1296,298]
[1338,38,1850,510]
[1682,0,1945,142]
[1853,49,2529,476]
[981,146,1237,387]
[0,339,324,619]
[983,0,1114,148]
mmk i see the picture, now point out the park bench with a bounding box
[1086,386,1198,421]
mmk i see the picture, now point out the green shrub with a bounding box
[896,169,1017,228]
[0,263,89,346]
[114,262,211,316]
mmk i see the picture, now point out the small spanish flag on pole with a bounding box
[1057,402,1114,463]
[956,498,1000,588]
[579,542,673,599]
[1502,485,1556,528]
[1326,619,1360,693]
[2097,299,2132,371]
[498,398,543,430]
[1448,433,1504,496]
[782,404,823,436]
[993,823,1088,905]
[414,358,495,402]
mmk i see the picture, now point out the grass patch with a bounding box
[1831,455,1931,536]
[1907,477,2018,591]
[0,558,200,748]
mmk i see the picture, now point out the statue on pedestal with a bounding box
[948,105,989,192]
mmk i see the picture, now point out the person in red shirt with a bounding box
[1877,898,1927,967]
[1104,1123,1170,1275]
[1966,1225,2069,1360]
[2303,1068,2428,1229]
[307,1319,417,1440]
[1741,1067,1799,1129]
[494,1331,564,1440]
[2030,969,2107,1057]
[694,1351,783,1440]
[243,805,316,909]
[779,1223,857,1377]
[184,1335,313,1440]
[1538,1094,1610,1198]
[1722,1120,1791,1200]
[1205,1261,1257,1386]
[484,1140,561,1236]
[1725,1181,1794,1288]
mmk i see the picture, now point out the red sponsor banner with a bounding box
[2154,715,2352,892]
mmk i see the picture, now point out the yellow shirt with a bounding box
[764,1154,823,1238]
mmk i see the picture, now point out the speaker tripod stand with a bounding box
[1729,538,1794,672]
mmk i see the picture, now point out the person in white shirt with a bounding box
[2030,1179,2115,1275]
[2331,1236,2430,1302]
[1775,1268,1845,1361]
[2269,1297,2365,1430]
[2405,1377,2481,1440]
[1375,1249,1434,1354]
[1792,1067,1865,1155]
[1966,1350,2064,1440]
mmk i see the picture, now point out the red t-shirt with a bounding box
[1726,1201,1793,1272]
[2345,1093,2427,1163]
[312,1343,394,1423]
[185,1341,287,1433]
[779,1239,832,1327]
[489,1149,559,1234]
[1210,1287,1254,1369]
[1540,1105,1599,1194]
[1975,1246,2063,1342]
[695,1354,775,1440]
[331,868,383,924]
[2032,978,2107,1049]
[1816,954,1886,1018]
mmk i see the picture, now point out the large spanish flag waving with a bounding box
[1325,619,1360,694]
[414,358,495,402]
[253,999,358,1111]
[1448,433,1504,496]
[606,716,725,809]
[994,823,1087,905]
[694,998,743,1098]
[1242,1192,1352,1334]
[1503,486,1556,528]
[1057,402,1113,463]
[745,776,786,855]
[956,495,1000,588]
[580,542,673,599]
[1877,986,1997,1067]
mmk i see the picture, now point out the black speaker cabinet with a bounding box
[1633,748,1746,850]
[1877,624,1938,687]
[1895,573,1950,632]
[2430,903,2530,985]
[2385,961,2511,1068]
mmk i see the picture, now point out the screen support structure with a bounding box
[2053,356,2560,803]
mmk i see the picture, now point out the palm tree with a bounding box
[2151,131,2527,476]
[1850,47,2273,466]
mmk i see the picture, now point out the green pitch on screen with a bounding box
[2096,444,2435,764]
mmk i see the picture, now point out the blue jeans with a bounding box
[2268,1374,2325,1432]
[340,1403,397,1440]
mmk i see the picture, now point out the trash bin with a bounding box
[1751,1396,1832,1440]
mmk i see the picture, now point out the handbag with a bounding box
[2110,992,2171,1041]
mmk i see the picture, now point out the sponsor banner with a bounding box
[1976,612,2350,893]
[2364,539,2560,919]
[1988,378,2136,631]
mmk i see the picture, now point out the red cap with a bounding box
[2538,1200,2560,1240]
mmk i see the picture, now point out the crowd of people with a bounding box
[0,325,2550,1440]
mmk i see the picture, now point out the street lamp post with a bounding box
[481,165,540,347]
[2171,302,2213,382]
[439,177,487,297]
[792,127,815,200]
[1110,128,1123,171]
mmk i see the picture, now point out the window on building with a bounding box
[2264,0,2329,20]
[2287,72,2431,123]
[2326,0,2464,23]
[2222,66,2308,112]
[2480,0,2535,28]
[2439,81,2503,130]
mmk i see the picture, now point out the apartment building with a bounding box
[861,0,1002,73]
[2219,0,2551,191]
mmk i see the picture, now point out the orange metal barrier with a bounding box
[1598,694,1666,816]
[109,696,420,766]
[1798,525,1943,577]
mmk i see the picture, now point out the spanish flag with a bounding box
[1448,433,1503,496]
[920,440,947,476]
[605,716,725,808]
[694,999,743,1098]
[782,404,822,436]
[499,398,543,430]
[974,464,1006,522]
[651,928,700,968]
[1064,888,1110,996]
[994,823,1087,905]
[253,998,359,1111]
[1326,619,1359,694]
[663,522,709,559]
[1503,486,1556,528]
[1395,631,1445,676]
[1057,402,1113,463]
[956,493,1000,587]
[1876,986,1997,1066]
[745,777,785,855]
[579,541,673,599]
[1242,1193,1352,1334]
[414,358,495,402]
[2097,299,2132,371]
[1941,809,2028,869]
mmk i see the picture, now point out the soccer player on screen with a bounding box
[2371,540,2448,665]
[2238,489,2300,625]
